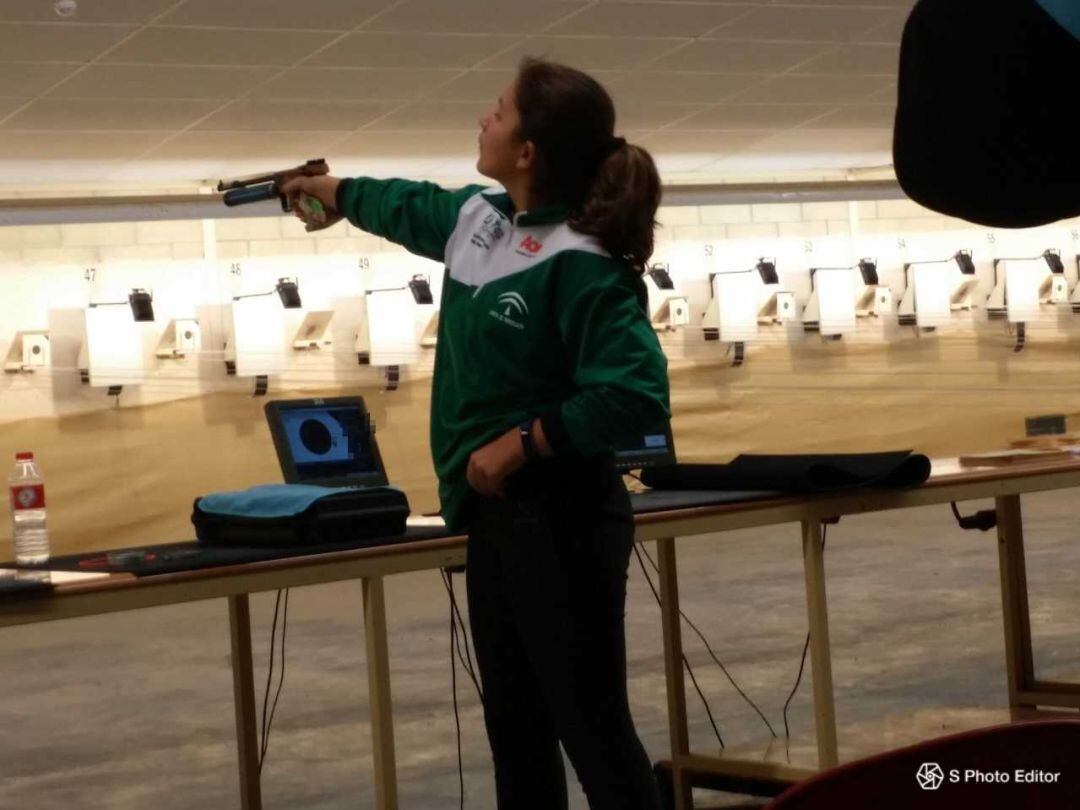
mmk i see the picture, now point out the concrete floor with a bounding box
[0,490,1077,809]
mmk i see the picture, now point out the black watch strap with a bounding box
[518,419,540,461]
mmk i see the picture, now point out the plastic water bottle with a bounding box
[9,452,50,564]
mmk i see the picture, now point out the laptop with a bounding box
[264,396,389,490]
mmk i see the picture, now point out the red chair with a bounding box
[765,719,1080,809]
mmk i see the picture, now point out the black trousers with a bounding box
[465,456,661,810]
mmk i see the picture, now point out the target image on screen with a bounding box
[280,405,378,480]
[265,396,389,487]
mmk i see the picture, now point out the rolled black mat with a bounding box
[640,451,931,493]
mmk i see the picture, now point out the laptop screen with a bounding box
[613,421,676,471]
[265,397,388,487]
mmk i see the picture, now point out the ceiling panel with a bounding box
[158,0,395,30]
[711,7,895,42]
[615,101,709,131]
[793,43,900,75]
[766,0,914,6]
[47,65,267,99]
[0,0,177,24]
[0,22,135,62]
[653,153,723,175]
[252,68,459,102]
[0,63,79,97]
[0,131,167,159]
[483,36,681,72]
[2,98,219,130]
[739,74,890,104]
[332,130,479,158]
[638,130,771,156]
[866,82,898,103]
[434,70,519,102]
[651,40,828,73]
[547,2,747,38]
[608,72,763,104]
[102,27,336,66]
[730,127,893,157]
[364,0,588,35]
[862,11,910,44]
[0,1,919,189]
[678,104,833,130]
[365,101,484,132]
[144,131,349,160]
[438,68,629,103]
[195,100,399,131]
[803,104,896,129]
[0,99,25,119]
[307,32,519,69]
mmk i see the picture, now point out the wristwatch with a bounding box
[518,418,540,461]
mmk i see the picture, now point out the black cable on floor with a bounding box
[441,570,483,703]
[445,570,483,701]
[449,580,464,810]
[638,545,777,739]
[446,572,479,690]
[263,589,289,764]
[782,524,826,740]
[259,588,289,773]
[782,632,811,741]
[633,545,725,749]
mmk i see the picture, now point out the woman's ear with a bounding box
[515,139,536,171]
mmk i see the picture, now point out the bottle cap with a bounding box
[15,452,33,461]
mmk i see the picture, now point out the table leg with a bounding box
[228,594,263,810]
[996,495,1036,706]
[995,496,1080,709]
[801,520,838,769]
[362,576,398,810]
[657,537,694,810]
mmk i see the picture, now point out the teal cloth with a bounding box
[1036,0,1080,41]
[198,484,356,518]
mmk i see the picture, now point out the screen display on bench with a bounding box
[280,405,379,481]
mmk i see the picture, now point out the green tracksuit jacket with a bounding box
[336,177,671,530]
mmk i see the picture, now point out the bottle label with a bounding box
[11,484,45,511]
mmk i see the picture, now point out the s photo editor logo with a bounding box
[916,762,1061,790]
[917,763,945,791]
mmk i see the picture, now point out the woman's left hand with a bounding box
[467,428,526,498]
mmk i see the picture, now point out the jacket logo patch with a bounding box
[489,291,528,329]
[470,212,506,250]
[516,235,543,256]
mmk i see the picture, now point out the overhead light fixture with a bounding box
[407,274,434,305]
